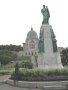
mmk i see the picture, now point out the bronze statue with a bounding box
[38,30,44,53]
[50,29,57,52]
[41,5,50,24]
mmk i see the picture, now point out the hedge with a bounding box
[11,68,68,81]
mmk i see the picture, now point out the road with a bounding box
[0,75,42,90]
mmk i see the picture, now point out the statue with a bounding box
[14,62,19,80]
[38,30,44,53]
[41,5,50,24]
[50,29,57,52]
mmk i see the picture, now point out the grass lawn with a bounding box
[17,56,31,61]
[0,67,15,74]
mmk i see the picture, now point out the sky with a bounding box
[0,0,68,47]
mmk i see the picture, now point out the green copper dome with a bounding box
[26,27,38,40]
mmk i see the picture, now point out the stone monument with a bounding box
[38,5,63,68]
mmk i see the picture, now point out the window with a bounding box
[30,40,35,49]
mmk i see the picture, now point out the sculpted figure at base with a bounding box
[50,29,57,52]
[38,30,44,53]
[41,5,50,24]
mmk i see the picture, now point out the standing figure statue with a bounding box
[38,30,44,53]
[41,5,50,24]
[50,29,57,52]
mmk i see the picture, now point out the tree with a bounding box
[0,45,23,51]
[61,48,68,66]
[0,50,17,65]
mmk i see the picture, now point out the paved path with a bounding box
[0,75,42,90]
[0,84,42,90]
[0,75,10,82]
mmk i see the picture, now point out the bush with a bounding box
[21,61,33,69]
[11,68,68,81]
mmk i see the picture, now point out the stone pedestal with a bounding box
[38,24,63,68]
[31,56,37,68]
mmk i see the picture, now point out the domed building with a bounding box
[18,27,39,56]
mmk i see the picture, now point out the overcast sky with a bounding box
[0,0,68,47]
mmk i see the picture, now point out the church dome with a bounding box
[26,27,38,40]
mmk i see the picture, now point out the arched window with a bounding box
[25,52,27,56]
[32,52,33,56]
[35,52,37,55]
[30,40,35,49]
[29,52,30,55]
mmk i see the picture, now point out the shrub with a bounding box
[21,61,33,69]
[11,68,68,81]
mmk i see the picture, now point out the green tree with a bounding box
[0,50,17,65]
[0,45,23,51]
[61,48,68,66]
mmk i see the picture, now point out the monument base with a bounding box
[37,24,63,69]
[38,52,63,69]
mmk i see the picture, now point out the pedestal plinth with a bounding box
[38,24,63,68]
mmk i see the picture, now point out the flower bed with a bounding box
[11,68,68,81]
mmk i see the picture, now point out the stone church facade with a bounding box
[18,27,39,56]
[17,27,63,57]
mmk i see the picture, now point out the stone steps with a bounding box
[43,85,68,90]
